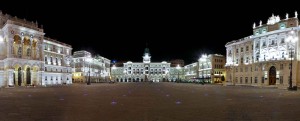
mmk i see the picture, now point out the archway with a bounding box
[269,66,276,85]
[13,35,21,57]
[26,68,31,85]
[18,67,22,86]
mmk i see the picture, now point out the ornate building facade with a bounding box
[111,48,183,82]
[225,12,300,88]
[72,50,110,83]
[0,11,72,87]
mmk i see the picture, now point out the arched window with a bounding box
[50,57,53,64]
[27,48,31,56]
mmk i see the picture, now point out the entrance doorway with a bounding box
[18,67,22,86]
[269,66,276,85]
[26,68,31,85]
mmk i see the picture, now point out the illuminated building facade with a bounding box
[184,54,226,83]
[225,12,300,88]
[0,11,73,87]
[184,62,198,80]
[198,54,226,83]
[72,50,110,83]
[111,48,183,82]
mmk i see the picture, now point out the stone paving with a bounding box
[0,83,300,121]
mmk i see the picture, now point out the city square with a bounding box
[0,83,299,121]
[1,3,300,121]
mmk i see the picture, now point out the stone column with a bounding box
[29,38,32,59]
[7,69,14,86]
[21,37,24,58]
[7,38,13,58]
[40,71,45,86]
[0,70,4,87]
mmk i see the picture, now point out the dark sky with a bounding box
[1,2,299,64]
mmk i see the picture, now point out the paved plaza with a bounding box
[0,83,300,121]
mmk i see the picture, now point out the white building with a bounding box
[225,12,300,88]
[72,50,110,83]
[43,37,73,85]
[184,54,226,83]
[184,62,198,80]
[111,48,179,82]
[0,11,72,87]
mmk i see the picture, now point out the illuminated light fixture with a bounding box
[30,35,33,38]
[0,36,3,42]
[21,32,24,36]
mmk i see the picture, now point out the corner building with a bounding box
[225,12,300,88]
[0,11,72,87]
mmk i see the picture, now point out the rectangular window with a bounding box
[261,77,264,84]
[246,46,249,51]
[280,76,283,84]
[255,77,258,83]
[241,58,243,64]
[245,77,248,83]
[280,64,284,70]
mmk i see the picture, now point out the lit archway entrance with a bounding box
[269,66,276,85]
[26,68,31,85]
[18,67,22,86]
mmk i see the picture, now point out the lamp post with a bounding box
[285,31,298,90]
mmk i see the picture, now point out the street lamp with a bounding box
[86,58,92,85]
[285,31,298,90]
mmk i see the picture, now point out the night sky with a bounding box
[1,3,299,64]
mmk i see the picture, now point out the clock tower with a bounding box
[143,48,151,63]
